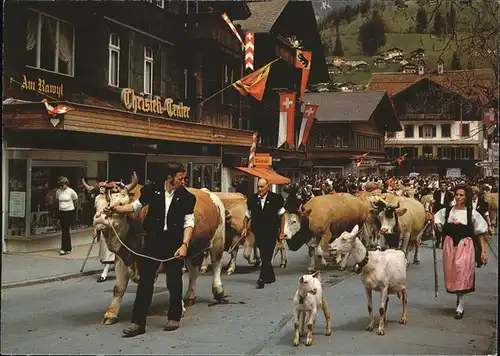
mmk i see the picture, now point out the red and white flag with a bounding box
[278,93,296,148]
[42,98,73,116]
[298,103,318,148]
[221,13,244,50]
[484,108,497,125]
[245,32,255,71]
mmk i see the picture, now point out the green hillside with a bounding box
[319,0,489,85]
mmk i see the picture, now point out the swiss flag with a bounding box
[298,104,318,148]
[277,93,296,148]
[483,108,497,125]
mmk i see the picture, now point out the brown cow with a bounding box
[283,193,369,273]
[200,191,259,275]
[93,185,227,325]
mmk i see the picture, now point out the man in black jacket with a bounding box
[432,181,454,247]
[243,178,286,289]
[107,162,196,337]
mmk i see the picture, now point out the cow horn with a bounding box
[125,171,139,191]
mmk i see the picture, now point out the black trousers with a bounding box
[255,232,277,283]
[59,210,74,252]
[131,231,183,326]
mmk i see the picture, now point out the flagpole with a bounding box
[200,58,281,106]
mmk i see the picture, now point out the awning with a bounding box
[235,167,290,185]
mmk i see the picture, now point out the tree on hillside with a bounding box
[447,4,457,34]
[415,7,428,33]
[433,11,445,36]
[451,52,461,70]
[359,0,371,16]
[358,10,386,56]
[333,27,345,57]
[343,5,356,24]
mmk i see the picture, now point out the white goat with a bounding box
[292,271,332,347]
[328,225,408,336]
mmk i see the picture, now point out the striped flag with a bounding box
[221,13,244,50]
[298,103,318,148]
[278,93,296,148]
[245,32,255,71]
[248,132,257,168]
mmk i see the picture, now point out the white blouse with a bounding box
[434,207,488,236]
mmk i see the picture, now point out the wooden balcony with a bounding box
[189,13,242,53]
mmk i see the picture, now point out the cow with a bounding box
[93,184,227,325]
[369,194,427,265]
[200,192,260,275]
[283,193,368,273]
[484,191,498,228]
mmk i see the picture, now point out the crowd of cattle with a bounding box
[90,178,498,344]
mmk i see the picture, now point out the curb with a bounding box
[1,269,102,290]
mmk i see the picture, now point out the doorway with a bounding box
[189,163,220,191]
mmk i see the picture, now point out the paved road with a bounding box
[1,241,497,355]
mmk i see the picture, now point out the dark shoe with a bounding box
[122,323,145,338]
[164,320,180,331]
[256,279,265,289]
[454,311,464,319]
[97,276,107,283]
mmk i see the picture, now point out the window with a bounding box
[404,125,414,138]
[419,125,436,138]
[108,33,120,87]
[26,10,75,76]
[461,123,470,137]
[156,0,164,8]
[144,46,154,95]
[441,124,451,138]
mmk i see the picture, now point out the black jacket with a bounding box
[247,191,285,236]
[433,190,454,213]
[138,184,196,240]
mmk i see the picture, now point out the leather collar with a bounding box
[354,250,369,274]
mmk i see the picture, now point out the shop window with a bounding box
[108,33,120,87]
[7,160,28,238]
[26,10,75,76]
[30,164,88,236]
[441,124,451,138]
[404,125,414,138]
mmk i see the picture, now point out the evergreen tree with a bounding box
[359,0,371,15]
[333,28,345,57]
[415,7,428,34]
[447,4,457,34]
[358,10,386,56]
[433,12,444,36]
[451,52,461,70]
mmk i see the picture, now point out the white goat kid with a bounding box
[329,225,408,336]
[292,271,332,347]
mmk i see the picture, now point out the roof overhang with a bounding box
[235,167,290,185]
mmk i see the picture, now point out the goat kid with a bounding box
[292,271,332,347]
[329,225,408,336]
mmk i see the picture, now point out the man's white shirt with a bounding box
[245,193,286,219]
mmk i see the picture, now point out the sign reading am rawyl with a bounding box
[121,88,190,120]
[21,75,64,98]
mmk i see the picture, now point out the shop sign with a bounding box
[9,191,26,218]
[121,88,191,119]
[254,153,272,167]
[20,75,64,98]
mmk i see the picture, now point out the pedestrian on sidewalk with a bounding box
[56,176,78,255]
[242,178,286,289]
[431,184,488,320]
[106,163,195,337]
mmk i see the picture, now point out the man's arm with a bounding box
[111,186,148,213]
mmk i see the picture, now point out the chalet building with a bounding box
[302,92,402,176]
[1,0,256,252]
[227,0,329,192]
[368,68,495,177]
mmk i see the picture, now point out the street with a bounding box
[1,240,497,355]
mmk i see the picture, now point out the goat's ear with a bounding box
[311,270,320,279]
[350,224,360,236]
[396,208,408,217]
[310,288,318,295]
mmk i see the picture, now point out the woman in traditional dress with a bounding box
[432,184,488,319]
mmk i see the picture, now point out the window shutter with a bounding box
[418,126,423,137]
[432,125,437,137]
[131,36,144,93]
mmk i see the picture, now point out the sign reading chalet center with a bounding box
[121,88,191,119]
